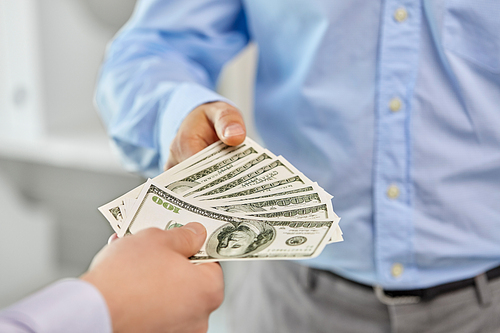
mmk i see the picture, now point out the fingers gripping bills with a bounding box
[99,138,342,262]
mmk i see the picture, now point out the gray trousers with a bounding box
[226,261,500,333]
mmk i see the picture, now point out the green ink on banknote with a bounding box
[152,196,181,213]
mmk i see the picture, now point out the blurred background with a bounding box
[0,0,257,331]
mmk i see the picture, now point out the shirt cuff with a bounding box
[0,279,112,333]
[158,82,233,170]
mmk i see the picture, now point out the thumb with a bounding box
[204,102,246,146]
[163,222,207,258]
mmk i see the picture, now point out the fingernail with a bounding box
[107,233,119,244]
[183,222,205,235]
[223,124,244,138]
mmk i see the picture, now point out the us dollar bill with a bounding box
[197,175,311,201]
[121,180,339,261]
[170,136,264,179]
[248,204,329,220]
[99,137,343,251]
[166,146,261,193]
[193,154,310,198]
[206,186,318,207]
[98,138,261,231]
[169,141,238,176]
[212,192,324,213]
[208,190,342,244]
[183,153,274,197]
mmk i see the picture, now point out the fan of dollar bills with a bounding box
[99,137,342,262]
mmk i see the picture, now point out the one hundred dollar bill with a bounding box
[121,180,339,261]
[166,146,262,193]
[99,137,343,254]
[196,175,312,201]
[211,192,324,213]
[182,152,274,197]
[98,138,263,231]
[191,155,306,198]
[209,191,343,244]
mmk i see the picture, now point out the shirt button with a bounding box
[391,263,404,278]
[394,8,408,22]
[387,185,400,199]
[389,97,402,112]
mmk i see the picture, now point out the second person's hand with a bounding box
[81,223,224,333]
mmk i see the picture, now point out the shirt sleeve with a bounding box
[0,279,112,333]
[95,0,250,177]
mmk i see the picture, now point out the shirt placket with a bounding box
[374,0,422,286]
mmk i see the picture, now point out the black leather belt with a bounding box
[318,265,500,303]
[383,265,500,301]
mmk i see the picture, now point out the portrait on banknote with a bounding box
[206,221,276,258]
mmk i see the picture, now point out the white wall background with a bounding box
[0,0,257,331]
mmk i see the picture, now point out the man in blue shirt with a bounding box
[96,0,500,332]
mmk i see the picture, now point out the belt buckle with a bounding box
[373,285,421,305]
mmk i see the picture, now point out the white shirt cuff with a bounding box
[0,279,112,333]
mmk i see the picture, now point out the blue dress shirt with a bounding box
[96,0,500,289]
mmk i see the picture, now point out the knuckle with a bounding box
[205,101,231,111]
[216,107,240,122]
[180,135,201,150]
[203,269,225,310]
[193,322,209,333]
[141,227,163,239]
[176,229,197,251]
[177,130,193,144]
[168,136,182,158]
[177,134,206,155]
[208,288,225,310]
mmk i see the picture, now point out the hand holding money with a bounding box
[166,101,246,170]
[99,137,343,262]
[81,223,224,333]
